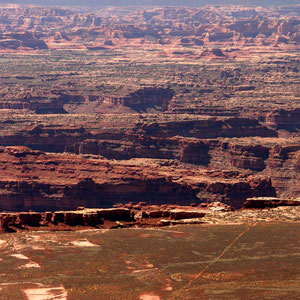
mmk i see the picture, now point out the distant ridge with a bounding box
[2,0,300,7]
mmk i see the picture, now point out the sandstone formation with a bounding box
[0,112,298,203]
[243,197,300,209]
[0,146,277,211]
[0,204,208,232]
[0,4,298,221]
[0,4,299,52]
[103,87,174,112]
[0,32,48,49]
[266,109,300,131]
[169,210,205,220]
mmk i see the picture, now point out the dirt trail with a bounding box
[185,222,258,289]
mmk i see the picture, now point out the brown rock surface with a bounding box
[243,197,300,209]
[0,146,276,210]
[0,4,298,218]
[170,210,205,220]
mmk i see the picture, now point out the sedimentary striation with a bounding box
[0,145,277,211]
[0,4,298,218]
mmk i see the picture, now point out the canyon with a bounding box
[0,3,299,217]
[0,3,299,300]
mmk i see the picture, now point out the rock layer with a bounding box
[0,146,276,211]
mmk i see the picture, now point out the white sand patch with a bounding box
[14,244,27,251]
[145,260,154,268]
[23,286,67,300]
[132,268,158,273]
[139,294,160,300]
[11,254,29,260]
[31,246,46,251]
[18,262,41,269]
[146,263,154,268]
[71,240,98,247]
[0,240,7,248]
[164,278,172,291]
[30,235,42,241]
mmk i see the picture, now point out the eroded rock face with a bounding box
[130,118,277,139]
[104,87,174,112]
[4,146,42,157]
[244,197,300,209]
[0,32,47,49]
[0,208,132,231]
[0,112,298,202]
[0,116,276,158]
[266,109,300,131]
[169,210,205,220]
[18,212,42,226]
[0,146,277,210]
[264,146,300,198]
[219,143,269,171]
[0,4,298,215]
[0,92,68,114]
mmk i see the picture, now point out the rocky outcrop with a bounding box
[264,145,300,198]
[169,210,205,220]
[0,39,21,49]
[0,113,297,202]
[131,118,277,139]
[0,125,90,153]
[73,133,274,166]
[0,5,298,218]
[0,32,47,49]
[266,109,300,131]
[179,139,210,165]
[219,143,269,171]
[104,87,174,112]
[200,48,226,58]
[0,116,276,161]
[74,137,209,162]
[0,92,67,114]
[244,197,300,209]
[4,145,42,157]
[0,207,132,231]
[18,212,42,226]
[0,146,276,210]
[0,204,208,232]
